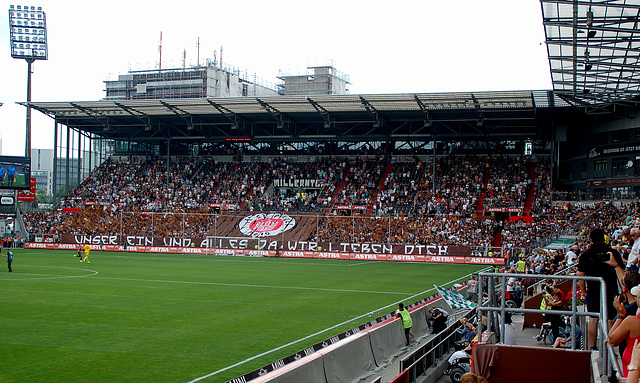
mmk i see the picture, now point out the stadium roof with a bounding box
[542,0,640,114]
[26,91,573,145]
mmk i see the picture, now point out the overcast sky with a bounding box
[0,0,552,156]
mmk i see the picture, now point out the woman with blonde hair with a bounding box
[460,372,488,383]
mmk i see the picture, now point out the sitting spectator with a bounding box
[553,321,582,349]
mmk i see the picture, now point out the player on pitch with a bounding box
[81,244,91,263]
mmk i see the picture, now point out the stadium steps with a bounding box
[522,162,537,216]
[324,162,351,214]
[492,230,503,248]
[239,163,272,211]
[475,171,491,217]
[475,193,486,217]
[367,163,393,215]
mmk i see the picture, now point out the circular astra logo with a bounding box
[238,213,296,238]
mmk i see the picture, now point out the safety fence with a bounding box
[476,272,621,380]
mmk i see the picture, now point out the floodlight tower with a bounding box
[8,5,48,157]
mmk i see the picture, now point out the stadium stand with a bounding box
[22,153,607,259]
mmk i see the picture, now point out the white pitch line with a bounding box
[110,254,384,267]
[345,261,380,266]
[96,276,409,295]
[186,286,438,383]
[186,267,490,383]
[0,265,98,280]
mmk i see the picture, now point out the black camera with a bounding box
[597,251,611,262]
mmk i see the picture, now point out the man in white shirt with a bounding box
[565,245,578,266]
[626,227,640,272]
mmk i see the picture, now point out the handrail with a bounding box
[524,264,578,297]
[402,309,475,383]
[477,272,622,379]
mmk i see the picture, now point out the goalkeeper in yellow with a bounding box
[81,244,91,263]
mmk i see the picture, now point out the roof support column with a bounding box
[166,138,171,187]
[53,120,58,204]
[77,128,82,187]
[66,125,70,195]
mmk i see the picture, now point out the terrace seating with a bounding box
[22,153,577,254]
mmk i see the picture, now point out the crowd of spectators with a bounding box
[374,156,483,218]
[243,157,346,212]
[491,199,639,383]
[22,153,636,255]
[483,156,532,209]
[309,214,496,249]
[333,157,387,207]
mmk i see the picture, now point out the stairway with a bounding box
[368,163,394,215]
[522,162,537,216]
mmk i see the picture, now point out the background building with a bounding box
[104,61,280,100]
[31,148,54,195]
[104,62,351,100]
[277,65,350,95]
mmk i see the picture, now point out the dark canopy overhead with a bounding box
[26,91,570,145]
[541,0,640,113]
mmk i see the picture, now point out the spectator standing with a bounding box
[608,286,640,378]
[578,228,623,350]
[565,245,578,266]
[627,228,640,272]
[627,339,640,383]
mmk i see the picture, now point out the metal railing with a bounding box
[477,272,622,380]
[402,309,476,382]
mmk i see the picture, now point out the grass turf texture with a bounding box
[0,249,485,382]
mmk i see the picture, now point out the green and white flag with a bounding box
[435,285,476,310]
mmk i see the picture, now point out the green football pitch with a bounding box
[0,249,485,383]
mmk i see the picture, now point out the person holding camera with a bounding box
[429,307,448,334]
[577,227,624,350]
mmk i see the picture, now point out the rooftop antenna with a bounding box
[158,31,163,72]
[197,37,200,67]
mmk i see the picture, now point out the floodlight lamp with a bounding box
[585,63,593,71]
[588,30,596,38]
[231,123,238,129]
[186,124,193,131]
[424,120,431,128]
[276,122,284,129]
[323,121,331,128]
